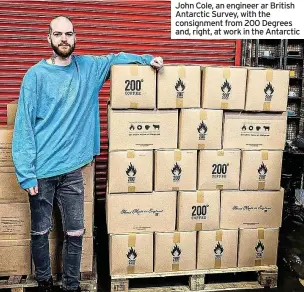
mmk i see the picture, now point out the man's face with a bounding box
[48,18,76,58]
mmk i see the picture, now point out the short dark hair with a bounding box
[49,16,74,34]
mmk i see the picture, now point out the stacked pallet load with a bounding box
[106,64,288,291]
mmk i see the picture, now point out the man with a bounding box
[12,16,163,292]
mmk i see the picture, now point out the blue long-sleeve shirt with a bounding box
[12,53,154,189]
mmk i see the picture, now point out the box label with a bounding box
[129,122,160,136]
[125,79,144,96]
[191,204,209,220]
[240,123,271,137]
[197,121,208,140]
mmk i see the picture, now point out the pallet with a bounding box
[110,265,278,292]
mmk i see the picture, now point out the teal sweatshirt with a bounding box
[12,53,154,189]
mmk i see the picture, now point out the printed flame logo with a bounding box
[255,240,264,253]
[175,78,185,92]
[258,162,268,175]
[264,82,274,100]
[171,244,182,257]
[214,242,224,255]
[221,79,232,99]
[171,162,182,176]
[126,247,137,260]
[126,162,137,177]
[197,121,208,134]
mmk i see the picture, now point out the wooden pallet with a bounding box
[110,265,278,292]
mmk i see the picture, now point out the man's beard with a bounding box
[51,40,76,58]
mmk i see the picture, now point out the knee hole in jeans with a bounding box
[31,228,51,236]
[66,229,85,237]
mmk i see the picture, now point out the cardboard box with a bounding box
[106,192,177,234]
[197,230,238,269]
[245,69,289,112]
[0,126,13,166]
[108,150,153,193]
[155,150,197,191]
[223,112,287,150]
[154,231,196,272]
[49,237,93,273]
[109,233,153,275]
[240,150,283,191]
[81,161,94,202]
[0,167,27,203]
[157,65,201,108]
[178,109,223,150]
[110,65,156,109]
[238,228,279,267]
[220,189,284,229]
[0,239,31,275]
[108,108,178,151]
[7,100,18,125]
[198,150,241,190]
[202,66,247,110]
[0,203,30,240]
[177,191,220,231]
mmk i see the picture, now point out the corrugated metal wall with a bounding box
[0,0,241,197]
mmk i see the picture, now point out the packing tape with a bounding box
[172,263,180,271]
[216,230,223,242]
[128,233,136,247]
[216,185,223,190]
[221,102,228,109]
[178,65,186,78]
[258,182,265,190]
[263,102,271,111]
[173,232,180,243]
[174,150,182,161]
[223,67,230,79]
[198,144,205,149]
[127,265,135,274]
[128,186,136,192]
[214,258,221,269]
[258,228,265,239]
[195,223,203,231]
[172,187,179,191]
[176,98,183,108]
[130,65,138,76]
[261,151,269,160]
[127,150,135,159]
[217,150,224,156]
[130,102,138,109]
[197,191,204,203]
[200,110,207,120]
[255,259,262,266]
[266,69,273,82]
[290,71,295,77]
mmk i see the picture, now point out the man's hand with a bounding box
[27,185,39,196]
[150,57,164,70]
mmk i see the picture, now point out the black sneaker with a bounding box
[37,277,53,292]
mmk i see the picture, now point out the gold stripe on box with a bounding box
[130,102,138,109]
[174,150,182,161]
[223,68,230,79]
[214,258,221,268]
[128,233,136,247]
[176,98,183,108]
[127,150,135,159]
[216,230,223,241]
[263,102,271,111]
[128,186,136,192]
[266,70,273,82]
[258,182,265,190]
[258,228,265,239]
[198,144,205,149]
[197,191,204,203]
[178,66,186,78]
[172,263,180,271]
[130,65,138,76]
[172,187,179,191]
[217,150,224,156]
[127,266,135,274]
[255,259,262,266]
[221,102,228,109]
[216,185,223,190]
[195,223,203,231]
[200,110,207,120]
[261,151,269,160]
[173,232,180,243]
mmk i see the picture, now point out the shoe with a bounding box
[62,287,81,292]
[38,277,53,292]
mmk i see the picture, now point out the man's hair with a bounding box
[49,16,74,34]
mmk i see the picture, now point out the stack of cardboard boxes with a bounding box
[0,104,95,276]
[107,64,289,275]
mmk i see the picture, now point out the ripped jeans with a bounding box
[29,168,84,290]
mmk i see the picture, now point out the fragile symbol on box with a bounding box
[171,162,182,182]
[197,121,208,140]
[175,78,185,99]
[126,162,136,183]
[221,80,232,100]
[214,242,224,260]
[126,247,137,266]
[171,244,182,264]
[255,240,264,259]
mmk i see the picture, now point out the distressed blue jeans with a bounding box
[29,168,84,290]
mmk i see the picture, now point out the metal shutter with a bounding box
[0,0,241,197]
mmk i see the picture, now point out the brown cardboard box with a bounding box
[0,239,31,275]
[245,69,289,112]
[0,167,27,202]
[109,233,153,275]
[106,192,177,234]
[240,150,283,191]
[223,112,287,150]
[108,108,178,151]
[110,65,156,109]
[49,237,93,273]
[238,228,279,267]
[7,100,18,125]
[178,109,223,150]
[155,150,197,191]
[0,126,13,166]
[197,230,238,269]
[220,189,284,229]
[108,150,153,193]
[0,203,30,240]
[154,231,196,272]
[202,66,247,110]
[82,161,95,202]
[157,65,201,108]
[177,191,220,231]
[198,150,240,190]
